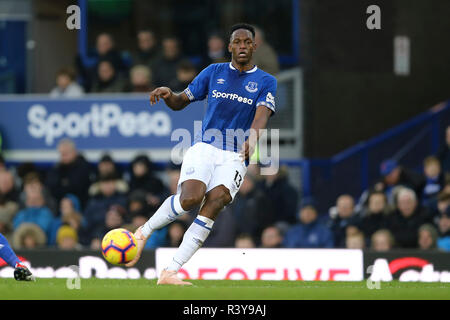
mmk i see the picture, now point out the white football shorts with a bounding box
[177,142,247,200]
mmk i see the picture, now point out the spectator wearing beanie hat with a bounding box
[57,225,82,250]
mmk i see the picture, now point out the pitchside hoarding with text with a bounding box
[1,249,449,282]
[156,248,364,281]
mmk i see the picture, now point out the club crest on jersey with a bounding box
[217,78,225,84]
[245,81,258,93]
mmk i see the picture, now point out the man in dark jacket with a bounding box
[152,36,186,87]
[45,139,93,209]
[230,173,275,244]
[327,194,361,248]
[81,173,127,246]
[263,166,299,225]
[387,188,431,248]
[283,205,334,248]
[131,30,161,68]
[375,159,425,205]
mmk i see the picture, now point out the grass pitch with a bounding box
[0,278,449,300]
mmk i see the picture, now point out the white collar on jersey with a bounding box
[229,62,258,73]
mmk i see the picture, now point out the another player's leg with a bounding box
[158,185,232,285]
[0,233,34,281]
[125,180,206,267]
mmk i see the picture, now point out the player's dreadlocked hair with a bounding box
[229,23,255,40]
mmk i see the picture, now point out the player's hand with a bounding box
[240,140,255,162]
[149,87,173,105]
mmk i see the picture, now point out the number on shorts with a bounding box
[234,170,242,188]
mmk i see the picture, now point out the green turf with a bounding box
[0,278,449,300]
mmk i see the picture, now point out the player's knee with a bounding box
[180,193,203,211]
[211,187,232,208]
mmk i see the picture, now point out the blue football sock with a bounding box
[0,233,20,268]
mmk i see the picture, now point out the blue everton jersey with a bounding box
[183,62,277,152]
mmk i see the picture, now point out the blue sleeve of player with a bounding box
[0,233,20,268]
[183,64,214,102]
[255,76,277,114]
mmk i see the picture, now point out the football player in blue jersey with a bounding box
[126,23,277,285]
[0,233,34,281]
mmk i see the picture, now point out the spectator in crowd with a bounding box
[260,225,283,248]
[422,156,444,205]
[129,65,154,93]
[131,30,160,67]
[56,225,81,250]
[89,156,128,197]
[437,125,450,174]
[0,170,19,238]
[387,188,430,248]
[152,36,186,87]
[0,170,18,203]
[168,60,197,92]
[127,189,150,217]
[437,207,450,251]
[12,223,47,249]
[19,172,57,215]
[91,60,128,93]
[0,193,18,238]
[234,233,256,248]
[167,220,187,247]
[346,231,365,249]
[13,187,54,242]
[95,33,127,73]
[166,163,181,195]
[231,173,275,243]
[418,223,438,250]
[252,26,280,75]
[90,204,127,250]
[201,32,228,69]
[49,67,84,98]
[46,139,93,208]
[76,33,128,92]
[374,159,425,205]
[370,229,395,252]
[82,173,127,247]
[94,154,123,180]
[359,191,390,244]
[425,190,450,221]
[203,206,237,248]
[327,194,360,248]
[49,194,83,245]
[263,166,298,225]
[282,205,334,248]
[129,155,166,211]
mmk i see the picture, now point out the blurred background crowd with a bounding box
[50,27,280,98]
[1,0,449,256]
[0,124,449,252]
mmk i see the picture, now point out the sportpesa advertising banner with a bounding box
[0,95,205,152]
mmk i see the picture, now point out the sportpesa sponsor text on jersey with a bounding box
[183,62,277,152]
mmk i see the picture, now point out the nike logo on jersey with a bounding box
[211,90,253,105]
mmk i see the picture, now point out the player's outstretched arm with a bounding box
[240,105,273,161]
[149,87,190,111]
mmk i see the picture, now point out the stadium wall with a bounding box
[300,0,450,157]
